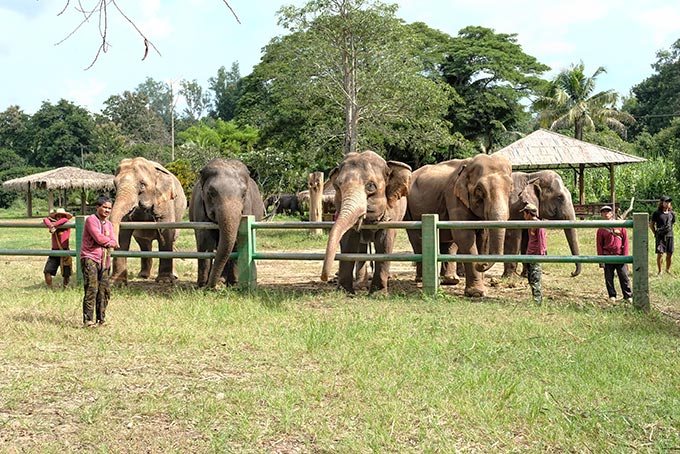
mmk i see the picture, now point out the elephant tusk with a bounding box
[353,214,365,232]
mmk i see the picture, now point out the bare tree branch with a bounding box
[56,1,238,69]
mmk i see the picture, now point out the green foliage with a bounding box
[628,39,680,137]
[209,63,244,121]
[534,62,634,140]
[0,105,30,155]
[165,159,197,200]
[101,91,171,147]
[179,79,211,122]
[0,165,44,208]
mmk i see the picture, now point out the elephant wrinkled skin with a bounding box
[406,154,513,297]
[504,170,581,277]
[321,150,411,294]
[190,158,265,288]
[109,157,187,284]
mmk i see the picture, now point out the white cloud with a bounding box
[635,5,680,46]
[66,77,106,110]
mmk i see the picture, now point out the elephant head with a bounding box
[110,157,182,237]
[321,150,411,283]
[190,158,265,288]
[450,154,513,274]
[520,170,581,277]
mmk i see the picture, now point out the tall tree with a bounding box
[27,99,95,167]
[179,79,211,122]
[0,106,31,155]
[243,0,452,159]
[209,63,244,121]
[627,39,680,137]
[439,26,550,153]
[136,77,174,131]
[533,62,634,141]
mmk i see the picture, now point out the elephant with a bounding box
[265,193,303,216]
[503,170,581,277]
[109,157,187,284]
[405,154,513,297]
[320,150,412,294]
[190,158,265,288]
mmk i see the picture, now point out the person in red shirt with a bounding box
[597,205,632,304]
[42,208,73,289]
[521,203,546,305]
[80,196,118,328]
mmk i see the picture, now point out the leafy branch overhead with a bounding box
[56,0,240,69]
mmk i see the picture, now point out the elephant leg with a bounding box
[406,228,423,282]
[503,229,522,278]
[224,258,237,286]
[156,229,178,283]
[354,243,370,290]
[369,229,394,294]
[196,230,217,288]
[441,242,460,285]
[519,229,530,277]
[134,235,154,279]
[111,229,133,285]
[337,231,359,293]
[454,230,486,298]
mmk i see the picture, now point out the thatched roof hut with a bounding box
[492,129,646,209]
[2,166,115,217]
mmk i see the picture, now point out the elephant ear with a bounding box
[385,161,412,208]
[520,177,542,205]
[154,165,177,203]
[327,166,342,208]
[453,164,471,209]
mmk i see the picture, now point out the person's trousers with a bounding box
[604,263,632,299]
[81,258,111,324]
[526,262,542,304]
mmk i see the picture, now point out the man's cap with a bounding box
[520,203,538,214]
[660,195,672,202]
[600,205,613,212]
[50,208,73,219]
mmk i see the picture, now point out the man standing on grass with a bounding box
[521,203,546,305]
[42,208,73,289]
[80,196,118,328]
[597,206,632,305]
[650,195,675,278]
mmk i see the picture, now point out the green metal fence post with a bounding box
[421,214,439,296]
[632,212,650,311]
[237,215,257,290]
[75,215,84,285]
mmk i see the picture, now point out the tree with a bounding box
[101,91,171,149]
[27,99,95,168]
[0,106,30,155]
[179,79,211,122]
[627,39,680,137]
[533,62,634,141]
[209,63,244,121]
[136,77,174,132]
[241,0,452,161]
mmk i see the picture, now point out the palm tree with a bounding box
[533,62,634,140]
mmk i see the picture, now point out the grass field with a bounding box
[0,209,679,452]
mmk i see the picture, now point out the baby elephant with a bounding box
[265,193,303,216]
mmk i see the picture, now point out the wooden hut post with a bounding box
[578,164,585,205]
[48,191,54,215]
[308,171,324,236]
[81,189,87,214]
[27,182,33,218]
[609,164,616,212]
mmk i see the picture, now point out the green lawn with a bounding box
[0,208,679,452]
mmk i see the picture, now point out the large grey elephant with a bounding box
[406,154,513,297]
[190,158,265,288]
[504,170,581,277]
[110,157,187,284]
[321,150,412,294]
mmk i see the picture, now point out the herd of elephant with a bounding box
[109,153,580,297]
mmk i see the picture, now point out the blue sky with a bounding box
[1,0,679,115]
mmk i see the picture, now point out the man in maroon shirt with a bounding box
[42,208,73,288]
[521,203,546,305]
[597,206,632,304]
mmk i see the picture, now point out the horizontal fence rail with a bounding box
[0,213,650,310]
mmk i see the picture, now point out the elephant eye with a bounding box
[365,181,377,194]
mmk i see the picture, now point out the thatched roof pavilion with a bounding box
[2,166,115,217]
[492,129,646,210]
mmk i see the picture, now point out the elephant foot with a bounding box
[138,271,152,279]
[155,274,177,284]
[464,286,486,298]
[354,278,371,291]
[441,274,460,286]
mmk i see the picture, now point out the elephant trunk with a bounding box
[565,227,582,277]
[207,205,242,289]
[475,199,509,273]
[321,189,367,281]
[109,184,138,238]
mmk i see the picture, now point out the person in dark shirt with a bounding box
[596,206,632,305]
[521,203,546,305]
[650,196,675,278]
